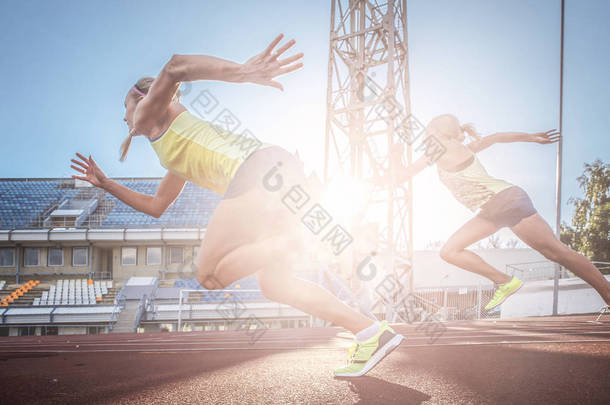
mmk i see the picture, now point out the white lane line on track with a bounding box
[398,338,610,348]
[0,331,610,349]
[1,330,608,349]
[1,324,606,346]
[0,338,342,348]
[1,337,609,352]
[0,339,609,353]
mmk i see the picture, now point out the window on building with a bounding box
[87,326,102,335]
[24,248,40,267]
[73,247,88,266]
[48,248,64,266]
[121,247,137,266]
[193,246,200,262]
[42,326,58,336]
[147,247,162,265]
[0,248,14,267]
[18,326,36,336]
[169,246,184,264]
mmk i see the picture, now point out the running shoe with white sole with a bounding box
[334,320,404,378]
[485,276,523,310]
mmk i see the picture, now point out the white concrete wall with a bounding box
[500,275,610,318]
[413,248,546,287]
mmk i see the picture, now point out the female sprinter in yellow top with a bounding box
[70,35,403,377]
[396,114,609,310]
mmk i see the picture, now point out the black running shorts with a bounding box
[223,146,307,200]
[476,186,537,228]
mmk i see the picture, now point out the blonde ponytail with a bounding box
[119,76,183,162]
[461,123,481,141]
[119,132,134,162]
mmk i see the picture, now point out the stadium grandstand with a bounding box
[1,177,607,339]
[0,177,312,337]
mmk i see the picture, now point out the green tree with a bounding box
[560,159,610,267]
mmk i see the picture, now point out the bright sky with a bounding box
[0,0,608,248]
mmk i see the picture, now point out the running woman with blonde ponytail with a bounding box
[118,78,163,162]
[70,35,404,378]
[396,114,610,310]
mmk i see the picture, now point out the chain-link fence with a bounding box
[174,289,271,344]
[409,285,499,321]
[505,260,574,281]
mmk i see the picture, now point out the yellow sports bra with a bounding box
[150,110,270,194]
[437,154,513,211]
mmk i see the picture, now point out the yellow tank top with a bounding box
[437,154,513,211]
[150,110,271,194]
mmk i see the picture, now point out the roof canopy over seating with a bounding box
[0,178,221,230]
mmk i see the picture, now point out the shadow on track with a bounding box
[335,376,430,404]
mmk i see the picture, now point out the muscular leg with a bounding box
[440,216,512,284]
[223,234,373,334]
[195,188,374,334]
[195,188,278,289]
[511,213,610,305]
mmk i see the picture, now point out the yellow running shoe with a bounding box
[334,320,404,378]
[485,276,523,310]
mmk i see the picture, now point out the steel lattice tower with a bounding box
[324,0,414,312]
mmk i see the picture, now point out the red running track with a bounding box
[0,314,609,404]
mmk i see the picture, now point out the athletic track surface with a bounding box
[0,314,609,404]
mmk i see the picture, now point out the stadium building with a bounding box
[1,178,604,338]
[0,178,308,337]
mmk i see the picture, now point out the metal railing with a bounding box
[90,271,113,281]
[176,288,264,331]
[1,272,100,285]
[506,260,574,281]
[394,291,444,323]
[592,261,610,273]
[506,260,609,281]
[410,285,498,321]
[133,294,150,332]
[108,286,127,331]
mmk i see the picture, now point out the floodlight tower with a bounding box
[324,0,414,315]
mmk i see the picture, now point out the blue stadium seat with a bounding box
[1,179,222,230]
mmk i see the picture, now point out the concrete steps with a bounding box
[110,300,140,333]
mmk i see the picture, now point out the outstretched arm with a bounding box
[373,144,431,186]
[71,153,185,218]
[172,34,304,89]
[468,129,560,153]
[395,155,430,183]
[133,34,303,134]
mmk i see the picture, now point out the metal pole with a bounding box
[323,0,336,183]
[88,244,93,280]
[404,0,415,295]
[16,245,21,284]
[477,284,482,319]
[386,0,397,321]
[178,289,183,332]
[161,243,167,281]
[552,0,565,315]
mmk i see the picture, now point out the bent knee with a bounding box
[258,272,279,300]
[259,283,276,301]
[257,270,292,303]
[439,245,458,263]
